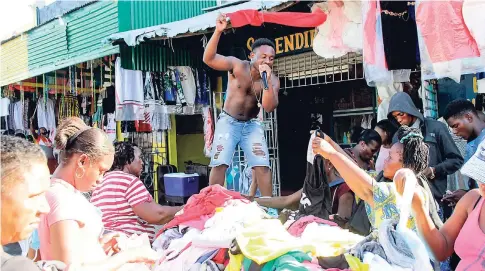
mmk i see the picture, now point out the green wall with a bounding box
[176,133,210,172]
[118,0,217,32]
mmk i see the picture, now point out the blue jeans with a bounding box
[210,111,270,169]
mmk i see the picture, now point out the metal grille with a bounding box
[124,131,168,199]
[212,92,281,196]
[274,51,364,89]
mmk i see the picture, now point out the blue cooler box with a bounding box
[164,173,199,197]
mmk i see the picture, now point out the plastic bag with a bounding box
[416,0,485,82]
[463,0,485,63]
[313,1,362,59]
[362,1,392,86]
[394,169,433,271]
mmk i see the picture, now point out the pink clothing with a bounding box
[375,146,391,173]
[159,185,246,237]
[416,1,480,63]
[288,215,338,237]
[39,179,106,264]
[455,197,485,271]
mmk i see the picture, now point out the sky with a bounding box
[0,0,56,41]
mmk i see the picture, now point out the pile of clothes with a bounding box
[151,185,365,271]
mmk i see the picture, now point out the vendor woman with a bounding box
[91,142,182,242]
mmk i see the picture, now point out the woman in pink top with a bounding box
[410,139,485,270]
[38,117,157,269]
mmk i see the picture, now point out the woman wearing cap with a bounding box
[409,139,485,271]
[38,117,157,268]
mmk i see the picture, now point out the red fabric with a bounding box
[212,248,228,265]
[288,215,338,237]
[227,9,327,28]
[157,185,247,237]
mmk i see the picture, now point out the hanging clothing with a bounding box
[163,71,177,105]
[203,107,214,157]
[114,57,144,121]
[0,98,10,117]
[13,101,24,131]
[313,1,363,59]
[102,86,115,114]
[420,80,438,119]
[198,69,211,106]
[463,0,485,63]
[169,67,196,105]
[379,1,418,70]
[150,104,171,131]
[150,72,164,102]
[7,102,15,130]
[22,98,30,131]
[58,95,80,120]
[416,0,484,83]
[104,113,116,142]
[362,1,391,86]
[227,9,327,28]
[36,98,56,140]
[143,72,156,101]
[377,83,403,122]
[173,69,187,106]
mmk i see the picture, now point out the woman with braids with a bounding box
[312,126,443,232]
[38,117,157,268]
[91,142,182,242]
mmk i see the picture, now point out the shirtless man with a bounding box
[203,14,280,197]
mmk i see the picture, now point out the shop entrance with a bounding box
[274,51,376,193]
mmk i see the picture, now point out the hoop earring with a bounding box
[75,167,85,179]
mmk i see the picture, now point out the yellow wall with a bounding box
[0,35,29,86]
[176,133,210,172]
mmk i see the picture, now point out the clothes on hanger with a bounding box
[36,97,56,141]
[115,57,144,121]
[168,66,196,106]
[173,69,187,106]
[312,1,363,59]
[420,80,438,119]
[416,0,484,82]
[379,1,418,70]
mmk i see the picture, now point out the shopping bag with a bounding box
[394,169,433,271]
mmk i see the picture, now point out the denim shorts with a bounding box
[210,111,270,169]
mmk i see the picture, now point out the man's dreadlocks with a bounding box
[110,141,138,171]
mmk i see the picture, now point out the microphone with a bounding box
[261,71,269,90]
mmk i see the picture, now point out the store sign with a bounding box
[246,29,316,56]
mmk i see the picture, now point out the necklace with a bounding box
[249,66,262,108]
